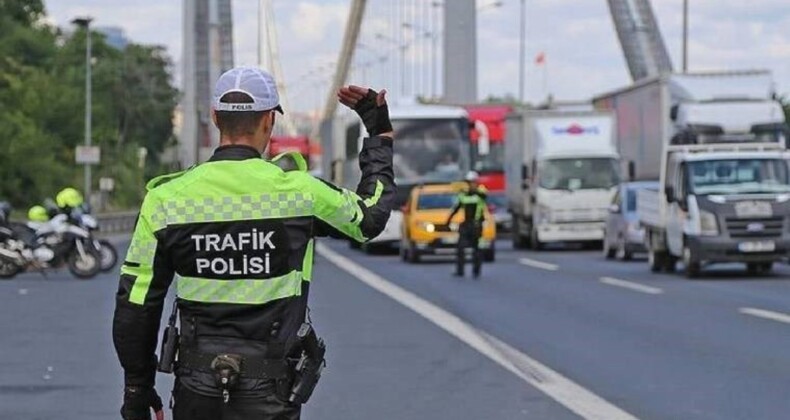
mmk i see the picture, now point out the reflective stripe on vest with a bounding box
[176,270,303,305]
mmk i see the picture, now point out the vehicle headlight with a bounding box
[417,221,435,233]
[699,210,719,236]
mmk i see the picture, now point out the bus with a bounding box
[344,102,471,250]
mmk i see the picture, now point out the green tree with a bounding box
[0,3,179,209]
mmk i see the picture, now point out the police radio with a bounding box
[157,301,179,373]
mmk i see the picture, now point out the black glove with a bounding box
[353,89,393,137]
[121,386,163,420]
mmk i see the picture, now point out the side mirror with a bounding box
[664,185,675,203]
[474,120,490,156]
[609,204,621,214]
[521,164,528,180]
[627,161,636,181]
[670,104,679,122]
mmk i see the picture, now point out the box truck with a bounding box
[505,111,620,249]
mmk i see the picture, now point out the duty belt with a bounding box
[178,347,291,380]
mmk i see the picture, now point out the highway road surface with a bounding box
[1,237,790,419]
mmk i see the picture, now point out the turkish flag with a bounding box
[535,51,545,65]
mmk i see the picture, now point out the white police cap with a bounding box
[212,66,284,113]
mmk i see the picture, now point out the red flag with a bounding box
[535,51,546,65]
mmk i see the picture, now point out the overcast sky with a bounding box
[45,0,790,114]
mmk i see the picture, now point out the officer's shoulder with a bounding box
[270,151,309,173]
[145,166,196,192]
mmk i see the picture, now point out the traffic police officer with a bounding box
[112,67,395,419]
[446,171,487,278]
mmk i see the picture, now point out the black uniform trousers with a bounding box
[455,224,482,277]
[173,382,301,420]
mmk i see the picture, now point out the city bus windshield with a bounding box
[538,158,620,190]
[391,118,468,184]
[688,159,790,195]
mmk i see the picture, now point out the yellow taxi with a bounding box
[400,182,496,263]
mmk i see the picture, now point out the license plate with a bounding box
[738,240,775,253]
[442,236,458,245]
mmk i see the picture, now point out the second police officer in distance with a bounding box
[112,66,396,419]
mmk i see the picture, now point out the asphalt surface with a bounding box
[1,237,790,419]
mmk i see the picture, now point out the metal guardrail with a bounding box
[97,211,138,234]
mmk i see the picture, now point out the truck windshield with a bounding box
[473,143,505,173]
[538,158,620,190]
[417,193,457,210]
[392,118,468,184]
[688,159,790,195]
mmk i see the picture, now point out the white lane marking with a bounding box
[739,307,790,325]
[317,243,637,420]
[518,257,559,271]
[599,277,663,295]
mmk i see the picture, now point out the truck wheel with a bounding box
[530,227,544,251]
[683,246,701,278]
[664,255,678,272]
[512,218,529,249]
[648,249,665,272]
[616,240,633,261]
[603,238,616,259]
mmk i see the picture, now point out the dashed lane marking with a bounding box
[599,277,663,295]
[317,243,638,420]
[518,257,559,271]
[739,307,790,325]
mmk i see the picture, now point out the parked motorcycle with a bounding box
[74,210,118,272]
[0,202,102,279]
[43,200,118,273]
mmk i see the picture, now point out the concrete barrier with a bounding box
[97,211,138,234]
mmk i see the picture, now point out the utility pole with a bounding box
[682,0,688,72]
[72,16,93,200]
[519,0,526,103]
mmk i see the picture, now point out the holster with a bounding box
[287,323,326,405]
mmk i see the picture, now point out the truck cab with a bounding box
[648,146,790,276]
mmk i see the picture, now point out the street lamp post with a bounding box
[519,0,525,103]
[402,22,438,99]
[682,0,688,72]
[376,33,408,96]
[72,16,93,200]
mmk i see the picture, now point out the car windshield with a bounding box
[473,143,505,173]
[391,118,467,184]
[689,159,790,195]
[538,158,620,190]
[417,193,457,210]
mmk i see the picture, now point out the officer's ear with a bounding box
[261,110,275,134]
[211,109,218,128]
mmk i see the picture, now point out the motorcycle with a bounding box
[0,203,103,279]
[71,208,118,272]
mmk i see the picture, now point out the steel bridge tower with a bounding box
[607,0,673,81]
[180,0,234,168]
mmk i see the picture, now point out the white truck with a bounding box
[594,71,790,277]
[505,111,620,249]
